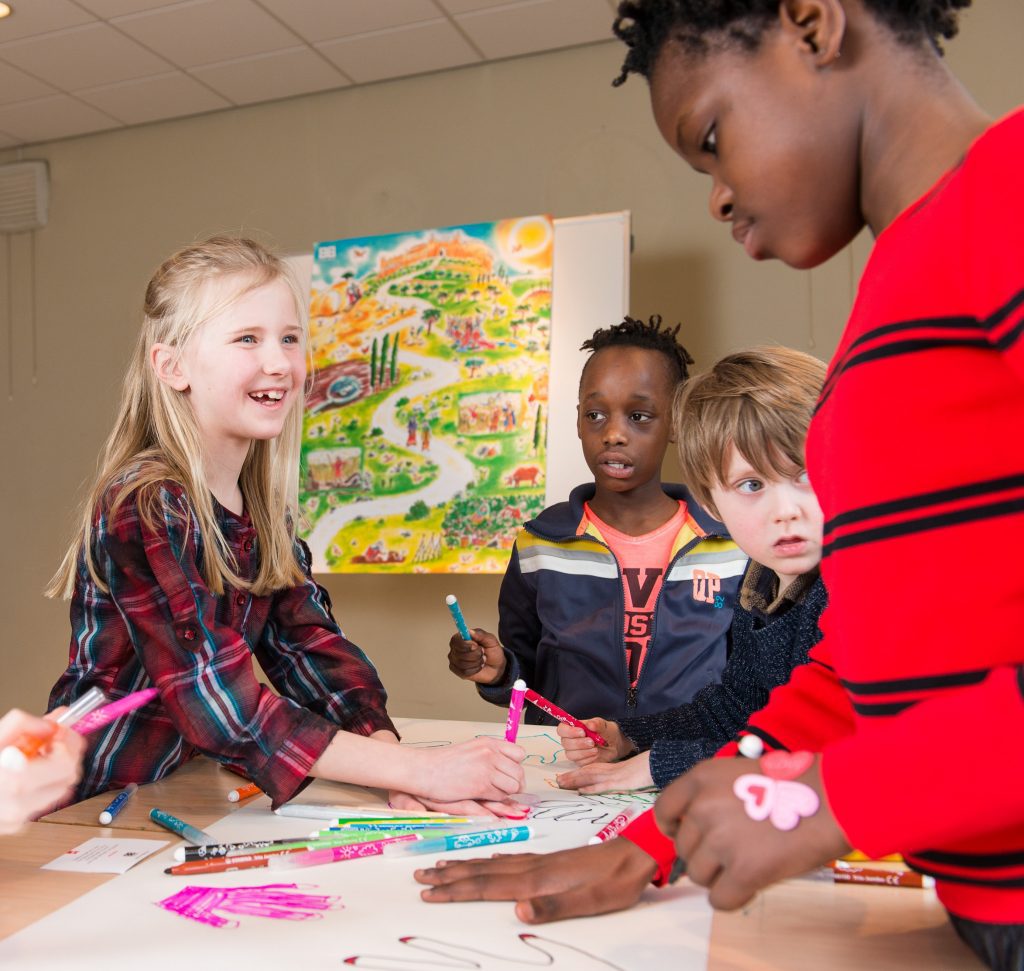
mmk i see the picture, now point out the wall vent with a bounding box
[0,160,49,233]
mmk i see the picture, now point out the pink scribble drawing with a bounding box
[156,882,343,929]
[343,933,627,969]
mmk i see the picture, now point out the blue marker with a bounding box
[150,808,217,845]
[445,594,472,640]
[383,825,534,857]
[98,782,138,825]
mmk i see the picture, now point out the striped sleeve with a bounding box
[258,537,396,741]
[822,666,1024,854]
[105,487,339,808]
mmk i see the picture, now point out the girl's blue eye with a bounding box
[701,124,718,156]
[795,469,810,485]
[283,334,300,345]
[737,478,763,495]
[238,335,256,344]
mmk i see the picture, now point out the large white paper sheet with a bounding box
[0,719,711,970]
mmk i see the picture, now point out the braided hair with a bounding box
[612,0,973,85]
[580,314,695,387]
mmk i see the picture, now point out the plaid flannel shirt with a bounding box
[49,479,396,808]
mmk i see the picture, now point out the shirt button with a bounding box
[236,593,246,607]
[243,539,254,552]
[183,628,197,641]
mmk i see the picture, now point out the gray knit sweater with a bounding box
[618,569,827,788]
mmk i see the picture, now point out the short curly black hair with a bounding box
[612,0,973,85]
[580,314,695,388]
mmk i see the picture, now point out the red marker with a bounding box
[523,689,608,747]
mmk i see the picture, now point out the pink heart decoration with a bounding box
[733,774,820,831]
[769,780,820,831]
[760,750,815,780]
[734,774,773,822]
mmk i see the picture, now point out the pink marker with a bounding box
[72,688,159,735]
[267,833,420,871]
[523,689,608,747]
[588,808,638,844]
[505,679,527,743]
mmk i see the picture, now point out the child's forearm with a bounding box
[309,730,420,791]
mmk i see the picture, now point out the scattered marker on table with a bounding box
[383,825,534,857]
[505,679,527,743]
[150,808,217,846]
[227,781,262,802]
[99,782,138,825]
[269,834,421,871]
[445,594,472,640]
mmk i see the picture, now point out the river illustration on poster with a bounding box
[300,217,553,574]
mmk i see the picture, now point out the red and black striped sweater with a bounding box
[737,107,1024,924]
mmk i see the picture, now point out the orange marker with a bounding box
[0,687,106,771]
[165,850,294,876]
[228,781,262,803]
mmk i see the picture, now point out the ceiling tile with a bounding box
[113,0,301,67]
[317,18,480,84]
[455,0,614,59]
[0,23,172,89]
[434,0,521,13]
[74,0,189,16]
[192,46,348,105]
[77,70,231,124]
[0,94,120,143]
[0,59,58,106]
[255,0,441,43]
[0,0,95,43]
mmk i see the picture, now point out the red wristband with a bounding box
[618,809,677,887]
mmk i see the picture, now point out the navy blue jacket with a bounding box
[479,483,747,723]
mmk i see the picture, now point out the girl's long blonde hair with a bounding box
[48,236,308,599]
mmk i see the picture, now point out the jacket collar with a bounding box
[525,482,730,542]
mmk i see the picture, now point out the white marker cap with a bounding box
[513,679,527,690]
[99,811,114,825]
[445,594,457,605]
[173,846,187,862]
[738,735,764,759]
[0,745,27,773]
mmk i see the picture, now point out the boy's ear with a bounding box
[575,403,583,440]
[779,0,845,66]
[150,343,190,392]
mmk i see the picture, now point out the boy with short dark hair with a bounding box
[556,346,828,793]
[447,315,747,722]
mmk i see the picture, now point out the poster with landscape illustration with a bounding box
[300,216,553,573]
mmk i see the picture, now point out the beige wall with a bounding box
[1,2,1022,719]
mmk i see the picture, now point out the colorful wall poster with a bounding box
[300,216,553,573]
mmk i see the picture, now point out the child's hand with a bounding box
[557,719,628,765]
[415,737,525,803]
[414,838,657,922]
[447,628,507,685]
[0,708,86,833]
[654,754,852,910]
[556,751,653,793]
[388,791,530,819]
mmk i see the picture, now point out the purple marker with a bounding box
[505,679,527,743]
[72,688,159,735]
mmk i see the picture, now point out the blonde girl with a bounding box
[48,236,524,813]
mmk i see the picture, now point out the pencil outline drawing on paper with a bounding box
[343,933,628,970]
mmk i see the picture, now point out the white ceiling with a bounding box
[0,0,621,149]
